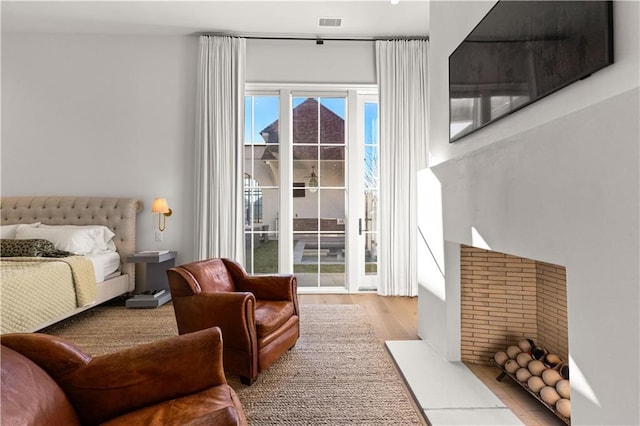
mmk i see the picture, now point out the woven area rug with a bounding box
[43,302,425,425]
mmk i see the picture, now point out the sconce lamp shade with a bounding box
[152,198,170,214]
[152,198,173,232]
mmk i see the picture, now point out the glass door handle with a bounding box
[359,218,372,235]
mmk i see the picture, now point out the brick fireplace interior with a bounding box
[460,244,569,365]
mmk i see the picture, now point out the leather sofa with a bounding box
[167,258,300,385]
[1,327,247,425]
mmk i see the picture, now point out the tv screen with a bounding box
[449,1,614,142]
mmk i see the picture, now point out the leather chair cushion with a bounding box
[100,384,246,425]
[183,259,236,293]
[1,346,81,426]
[255,300,294,337]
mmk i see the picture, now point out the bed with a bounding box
[0,196,142,333]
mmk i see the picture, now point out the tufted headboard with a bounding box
[0,196,143,289]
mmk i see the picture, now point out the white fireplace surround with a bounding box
[409,1,640,425]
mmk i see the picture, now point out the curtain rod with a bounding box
[199,33,428,42]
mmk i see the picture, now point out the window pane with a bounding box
[244,94,280,274]
[253,237,278,274]
[245,96,279,144]
[364,189,378,276]
[261,188,279,229]
[293,145,317,163]
[263,144,280,163]
[365,236,378,276]
[364,102,379,145]
[294,234,318,287]
[253,150,278,188]
[293,190,318,229]
[293,97,318,144]
[293,148,319,200]
[320,98,345,144]
[319,234,345,287]
[319,189,344,231]
[244,186,278,272]
[320,146,345,187]
[364,146,378,189]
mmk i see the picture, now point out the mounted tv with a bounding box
[449,1,614,142]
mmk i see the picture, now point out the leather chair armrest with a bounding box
[3,328,228,425]
[172,291,257,350]
[237,274,297,302]
[1,333,92,378]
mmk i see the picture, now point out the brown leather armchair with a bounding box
[1,327,247,426]
[167,258,299,385]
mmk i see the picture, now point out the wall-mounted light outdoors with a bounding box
[308,166,319,193]
[151,197,173,232]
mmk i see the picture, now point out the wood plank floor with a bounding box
[299,293,419,341]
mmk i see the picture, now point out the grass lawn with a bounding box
[252,240,278,273]
[252,239,347,273]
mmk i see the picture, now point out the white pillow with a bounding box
[39,225,116,252]
[15,226,107,255]
[0,222,41,239]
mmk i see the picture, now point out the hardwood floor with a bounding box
[299,293,419,341]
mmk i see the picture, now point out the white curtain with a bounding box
[376,39,429,296]
[195,36,246,261]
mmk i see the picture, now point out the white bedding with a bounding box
[84,251,121,282]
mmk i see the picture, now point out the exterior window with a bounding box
[244,175,263,224]
[243,95,280,274]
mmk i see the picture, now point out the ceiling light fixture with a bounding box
[390,0,400,5]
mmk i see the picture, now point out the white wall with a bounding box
[421,1,640,424]
[1,33,199,271]
[246,39,376,84]
[1,33,375,271]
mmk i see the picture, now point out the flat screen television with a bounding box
[449,1,614,142]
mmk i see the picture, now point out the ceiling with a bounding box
[1,1,430,39]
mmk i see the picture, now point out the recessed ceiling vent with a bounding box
[318,17,342,28]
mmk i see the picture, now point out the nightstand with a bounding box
[125,251,176,308]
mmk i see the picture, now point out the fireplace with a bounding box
[459,245,569,365]
[458,244,571,422]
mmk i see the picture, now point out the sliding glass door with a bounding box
[244,86,378,292]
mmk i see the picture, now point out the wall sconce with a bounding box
[151,198,173,232]
[307,166,319,193]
